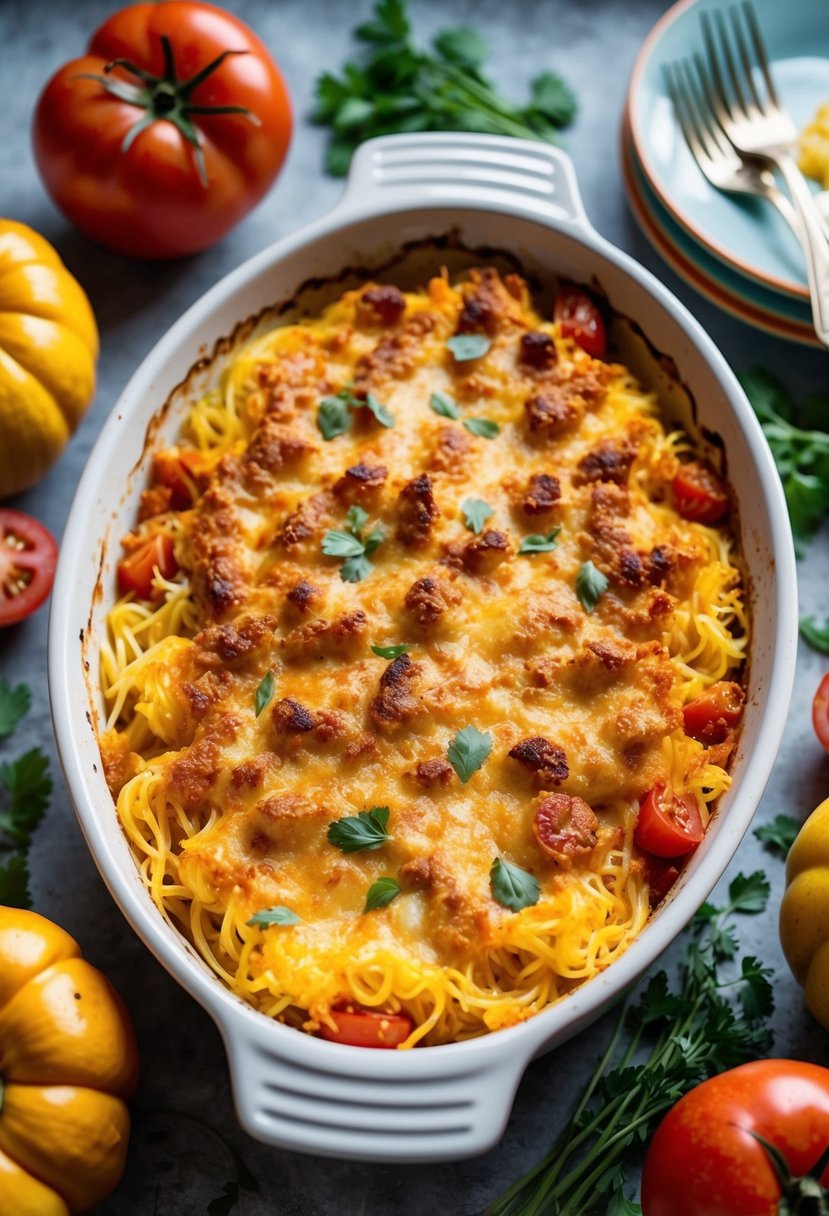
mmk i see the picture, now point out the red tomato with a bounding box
[683,681,745,744]
[318,1008,414,1049]
[641,1060,829,1216]
[673,461,729,524]
[153,448,210,509]
[0,510,58,627]
[634,783,704,858]
[814,673,829,754]
[33,2,292,258]
[642,855,681,909]
[553,286,607,358]
[117,534,177,599]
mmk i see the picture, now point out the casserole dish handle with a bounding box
[336,132,593,230]
[221,1011,537,1161]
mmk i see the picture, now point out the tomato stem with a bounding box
[747,1132,829,1216]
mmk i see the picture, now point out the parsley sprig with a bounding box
[519,526,561,555]
[754,814,800,858]
[322,505,385,582]
[328,806,392,853]
[428,388,499,438]
[489,872,774,1216]
[0,681,52,908]
[313,0,577,176]
[317,388,394,440]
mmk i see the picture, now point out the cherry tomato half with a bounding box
[0,510,58,627]
[117,534,177,600]
[153,448,211,510]
[683,681,745,745]
[641,1060,829,1216]
[814,673,829,754]
[553,286,607,359]
[642,855,681,909]
[673,461,729,525]
[318,1008,414,1049]
[634,783,704,858]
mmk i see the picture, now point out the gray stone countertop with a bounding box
[1,0,828,1212]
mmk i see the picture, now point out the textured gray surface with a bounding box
[1,0,828,1213]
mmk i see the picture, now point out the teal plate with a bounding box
[627,0,829,301]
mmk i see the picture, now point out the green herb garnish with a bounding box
[519,526,561,555]
[313,0,577,176]
[754,814,801,858]
[322,509,385,582]
[489,872,774,1216]
[800,616,829,654]
[447,333,491,362]
[447,725,492,783]
[0,685,51,910]
[246,906,302,927]
[317,387,394,439]
[463,417,499,439]
[489,857,540,912]
[576,560,608,612]
[328,806,392,853]
[430,390,462,420]
[371,642,410,659]
[254,671,275,717]
[462,498,494,534]
[364,876,401,911]
[0,680,31,740]
[364,391,395,427]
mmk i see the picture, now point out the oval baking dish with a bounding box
[48,133,797,1163]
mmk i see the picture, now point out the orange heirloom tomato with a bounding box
[0,906,139,1214]
[33,1,292,259]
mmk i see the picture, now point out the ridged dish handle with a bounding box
[337,132,592,230]
[221,1013,535,1162]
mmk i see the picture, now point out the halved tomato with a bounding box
[553,286,606,359]
[0,510,58,626]
[683,681,745,745]
[634,783,704,858]
[318,1007,413,1048]
[673,461,729,525]
[117,534,177,600]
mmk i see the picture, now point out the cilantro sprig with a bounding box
[489,872,774,1216]
[313,0,577,176]
[754,814,800,858]
[317,388,394,440]
[0,683,52,909]
[0,679,31,739]
[322,505,385,582]
[328,806,392,853]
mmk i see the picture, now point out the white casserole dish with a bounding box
[48,133,797,1163]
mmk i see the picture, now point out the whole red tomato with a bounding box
[33,2,292,258]
[641,1060,829,1216]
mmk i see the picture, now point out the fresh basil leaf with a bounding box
[246,905,302,927]
[318,394,352,440]
[463,417,499,439]
[347,504,369,536]
[462,498,493,534]
[447,333,491,361]
[800,616,829,654]
[339,554,374,582]
[322,529,366,559]
[328,806,392,853]
[0,679,31,739]
[364,876,401,911]
[363,391,395,428]
[576,560,608,612]
[371,642,410,659]
[490,856,540,912]
[254,672,275,717]
[754,814,800,858]
[430,390,462,419]
[519,527,561,554]
[447,725,492,783]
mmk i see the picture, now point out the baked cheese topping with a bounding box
[100,269,747,1047]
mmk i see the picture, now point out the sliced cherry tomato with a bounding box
[634,783,704,858]
[672,461,729,524]
[117,534,177,600]
[318,1007,414,1049]
[683,681,745,745]
[553,286,607,359]
[814,673,829,754]
[153,448,210,510]
[641,1060,829,1216]
[0,510,58,627]
[642,855,681,909]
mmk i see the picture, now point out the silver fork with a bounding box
[699,1,829,346]
[664,58,801,237]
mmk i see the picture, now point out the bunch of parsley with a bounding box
[0,678,52,907]
[313,0,577,175]
[488,872,774,1216]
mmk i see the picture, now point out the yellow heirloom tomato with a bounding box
[0,220,98,498]
[780,797,829,1029]
[0,906,138,1214]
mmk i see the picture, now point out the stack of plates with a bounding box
[623,0,829,348]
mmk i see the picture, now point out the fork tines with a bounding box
[700,1,780,121]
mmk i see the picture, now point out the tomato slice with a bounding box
[117,534,177,600]
[672,461,729,524]
[553,286,607,359]
[153,449,210,510]
[0,510,58,627]
[682,681,745,745]
[634,783,704,858]
[814,673,829,754]
[318,1007,414,1048]
[642,855,681,909]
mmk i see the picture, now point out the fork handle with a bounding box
[769,151,829,346]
